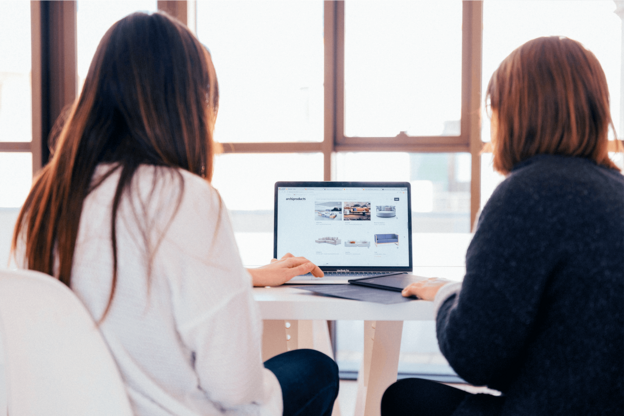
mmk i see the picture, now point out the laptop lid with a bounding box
[274,182,413,272]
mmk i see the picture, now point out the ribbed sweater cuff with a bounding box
[433,281,462,319]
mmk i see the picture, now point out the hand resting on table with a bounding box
[402,277,453,301]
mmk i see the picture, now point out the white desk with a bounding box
[253,266,465,416]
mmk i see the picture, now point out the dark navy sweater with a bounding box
[437,155,624,415]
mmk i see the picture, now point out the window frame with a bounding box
[1,1,486,227]
[0,1,77,178]
[213,1,484,229]
[4,1,624,222]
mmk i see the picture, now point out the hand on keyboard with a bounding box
[247,253,324,286]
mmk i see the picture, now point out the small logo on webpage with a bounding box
[286,197,306,201]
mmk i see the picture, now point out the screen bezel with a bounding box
[274,181,413,272]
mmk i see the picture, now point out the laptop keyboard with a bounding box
[298,272,401,279]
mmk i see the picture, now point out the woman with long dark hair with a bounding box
[12,12,337,416]
[383,37,624,415]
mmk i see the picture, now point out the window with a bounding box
[344,1,463,137]
[196,1,324,143]
[0,1,32,208]
[0,1,31,143]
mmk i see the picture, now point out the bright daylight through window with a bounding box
[197,1,324,143]
[0,1,32,208]
[344,1,462,138]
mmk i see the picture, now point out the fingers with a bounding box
[310,264,324,277]
[277,255,324,277]
[282,256,312,268]
[401,278,431,297]
[271,253,294,264]
[290,261,316,277]
[402,282,422,298]
[401,277,449,301]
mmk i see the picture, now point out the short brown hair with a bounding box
[486,36,621,174]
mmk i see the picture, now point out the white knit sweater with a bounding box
[31,165,282,415]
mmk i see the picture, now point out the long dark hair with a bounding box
[12,12,220,319]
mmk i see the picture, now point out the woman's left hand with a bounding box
[247,253,324,287]
[402,277,453,301]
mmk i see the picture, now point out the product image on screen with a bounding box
[376,205,396,218]
[314,201,342,221]
[344,202,371,221]
[344,240,370,248]
[315,237,341,245]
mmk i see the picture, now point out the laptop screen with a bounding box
[274,182,412,271]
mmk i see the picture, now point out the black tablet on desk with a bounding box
[348,274,428,292]
[294,274,429,304]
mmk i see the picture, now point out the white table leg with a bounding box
[354,321,403,416]
[354,321,375,415]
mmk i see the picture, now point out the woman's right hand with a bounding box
[248,253,324,287]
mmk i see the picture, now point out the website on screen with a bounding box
[276,186,410,267]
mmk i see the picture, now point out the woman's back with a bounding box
[437,154,624,415]
[69,165,281,416]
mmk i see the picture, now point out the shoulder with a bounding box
[488,155,623,210]
[131,166,242,272]
[504,154,624,191]
[132,165,217,199]
[129,165,223,216]
[101,165,231,251]
[479,155,624,236]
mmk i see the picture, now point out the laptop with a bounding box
[274,181,413,284]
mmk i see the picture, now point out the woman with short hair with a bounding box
[12,12,337,416]
[383,36,624,415]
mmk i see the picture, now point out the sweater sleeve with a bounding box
[436,174,565,390]
[156,174,282,415]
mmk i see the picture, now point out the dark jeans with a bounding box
[381,378,469,416]
[265,349,339,416]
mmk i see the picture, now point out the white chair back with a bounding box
[0,268,133,416]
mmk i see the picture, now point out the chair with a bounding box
[0,268,133,416]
